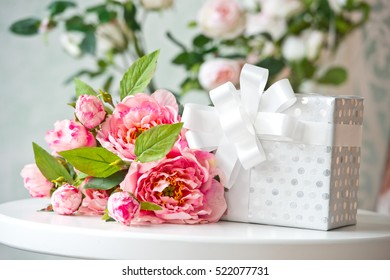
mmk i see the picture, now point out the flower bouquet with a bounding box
[21,50,227,226]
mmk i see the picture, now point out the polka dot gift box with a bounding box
[182,64,363,230]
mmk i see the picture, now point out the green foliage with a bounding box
[135,123,183,163]
[75,79,96,97]
[317,67,348,85]
[119,50,160,100]
[48,1,76,17]
[59,147,125,178]
[32,143,73,183]
[9,18,40,35]
[83,170,128,190]
[140,201,162,211]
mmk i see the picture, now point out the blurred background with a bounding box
[1,0,389,258]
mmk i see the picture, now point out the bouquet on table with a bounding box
[21,50,227,226]
[21,50,363,231]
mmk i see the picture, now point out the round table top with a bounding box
[1,198,390,259]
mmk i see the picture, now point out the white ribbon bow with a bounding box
[182,64,297,188]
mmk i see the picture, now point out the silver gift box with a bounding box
[223,94,364,230]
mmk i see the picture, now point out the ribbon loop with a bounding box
[183,64,298,188]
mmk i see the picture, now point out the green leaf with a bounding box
[193,34,211,48]
[257,57,285,77]
[124,2,141,31]
[86,4,116,23]
[9,18,40,35]
[187,20,197,28]
[84,170,127,190]
[135,123,183,163]
[172,52,203,70]
[80,31,96,55]
[65,16,94,32]
[102,208,115,222]
[140,201,162,211]
[75,79,96,97]
[119,49,160,100]
[48,1,76,17]
[59,147,124,178]
[317,67,348,85]
[33,142,73,183]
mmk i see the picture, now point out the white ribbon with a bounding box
[182,64,297,188]
[182,64,361,188]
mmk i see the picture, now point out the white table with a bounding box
[1,198,390,259]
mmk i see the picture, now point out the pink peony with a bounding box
[51,184,82,215]
[107,191,140,226]
[198,58,243,91]
[96,90,180,161]
[45,119,96,153]
[20,164,53,198]
[120,148,227,224]
[197,0,246,39]
[75,95,106,129]
[78,177,109,216]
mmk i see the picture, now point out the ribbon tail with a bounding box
[215,137,241,189]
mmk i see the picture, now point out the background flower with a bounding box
[198,58,243,90]
[197,0,246,39]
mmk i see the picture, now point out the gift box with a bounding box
[182,64,363,231]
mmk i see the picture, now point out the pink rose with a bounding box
[120,148,227,224]
[78,177,109,216]
[20,164,53,198]
[45,119,96,153]
[198,59,243,90]
[75,95,106,129]
[51,184,82,215]
[96,90,180,161]
[107,191,140,226]
[197,0,246,39]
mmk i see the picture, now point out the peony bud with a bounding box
[75,95,106,129]
[107,191,140,226]
[45,119,96,153]
[51,184,82,215]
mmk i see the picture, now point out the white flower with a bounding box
[198,58,243,90]
[197,0,246,40]
[60,33,83,57]
[282,30,324,61]
[305,30,324,60]
[328,0,347,13]
[39,17,51,34]
[96,20,132,56]
[260,0,303,18]
[141,0,173,10]
[299,80,317,93]
[246,13,287,40]
[282,36,306,61]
